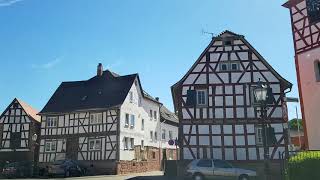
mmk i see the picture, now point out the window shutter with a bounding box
[266,126,277,146]
[186,90,196,107]
[266,88,276,105]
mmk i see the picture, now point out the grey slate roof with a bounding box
[40,70,137,114]
[160,105,178,125]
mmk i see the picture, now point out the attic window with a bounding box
[81,95,88,101]
[13,103,18,108]
[224,40,233,46]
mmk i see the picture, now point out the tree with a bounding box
[289,118,303,131]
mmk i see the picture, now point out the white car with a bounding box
[185,159,257,180]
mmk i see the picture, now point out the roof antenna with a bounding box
[201,29,215,39]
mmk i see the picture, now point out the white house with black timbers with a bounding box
[38,63,178,174]
[0,98,41,166]
[172,31,292,162]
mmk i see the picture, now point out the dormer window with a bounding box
[224,40,232,46]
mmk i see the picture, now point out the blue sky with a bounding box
[0,0,301,120]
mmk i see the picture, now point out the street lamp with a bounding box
[31,133,38,177]
[253,79,272,180]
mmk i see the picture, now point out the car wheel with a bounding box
[65,170,71,177]
[193,173,204,180]
[239,174,249,180]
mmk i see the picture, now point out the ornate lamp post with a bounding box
[253,80,272,180]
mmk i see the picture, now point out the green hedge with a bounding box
[287,151,320,180]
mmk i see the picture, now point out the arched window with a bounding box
[314,60,320,82]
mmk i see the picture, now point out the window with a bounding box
[154,132,158,141]
[162,129,166,140]
[141,119,144,131]
[230,62,239,71]
[214,159,233,168]
[314,60,320,82]
[150,131,153,141]
[141,140,144,150]
[220,63,228,71]
[154,111,157,120]
[10,132,21,149]
[152,151,156,159]
[255,125,263,146]
[124,137,129,150]
[197,160,212,168]
[89,139,101,151]
[125,113,129,127]
[130,115,135,128]
[129,91,133,103]
[47,117,58,127]
[130,138,134,149]
[138,97,142,107]
[90,113,102,124]
[45,141,56,152]
[169,131,173,140]
[224,40,233,46]
[150,110,153,119]
[196,90,207,106]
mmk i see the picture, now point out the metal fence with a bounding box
[279,150,320,180]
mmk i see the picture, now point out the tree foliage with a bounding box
[289,118,303,131]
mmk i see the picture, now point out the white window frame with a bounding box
[150,110,153,120]
[220,62,229,71]
[154,131,158,141]
[162,129,166,140]
[154,111,157,120]
[196,90,207,106]
[255,125,264,146]
[125,113,129,127]
[130,114,135,128]
[230,62,240,71]
[47,117,58,128]
[150,131,153,142]
[130,138,134,150]
[124,137,129,150]
[89,139,101,151]
[90,113,102,124]
[45,141,56,152]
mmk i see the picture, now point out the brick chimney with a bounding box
[97,63,103,76]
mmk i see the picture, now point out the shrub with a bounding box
[287,151,320,180]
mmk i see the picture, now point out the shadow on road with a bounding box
[127,176,185,180]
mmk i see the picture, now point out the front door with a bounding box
[66,137,79,160]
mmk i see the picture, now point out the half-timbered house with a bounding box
[171,31,292,162]
[283,0,320,150]
[0,98,40,166]
[38,63,178,174]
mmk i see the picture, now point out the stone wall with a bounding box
[116,160,160,175]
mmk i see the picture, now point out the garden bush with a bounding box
[287,151,320,180]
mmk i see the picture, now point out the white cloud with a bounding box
[31,58,62,69]
[0,0,24,7]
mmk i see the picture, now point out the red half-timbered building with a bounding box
[172,31,292,161]
[284,0,320,150]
